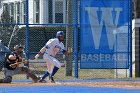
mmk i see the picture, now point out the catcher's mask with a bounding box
[14,45,23,54]
[14,45,23,50]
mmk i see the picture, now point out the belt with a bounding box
[45,53,53,57]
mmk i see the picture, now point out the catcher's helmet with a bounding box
[14,45,23,50]
[56,31,64,37]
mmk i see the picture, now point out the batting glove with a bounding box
[34,54,39,60]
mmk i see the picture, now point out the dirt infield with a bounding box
[0,81,140,89]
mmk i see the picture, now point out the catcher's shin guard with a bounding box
[29,72,38,83]
[22,66,38,83]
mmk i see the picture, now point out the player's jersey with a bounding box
[5,51,20,70]
[44,38,66,57]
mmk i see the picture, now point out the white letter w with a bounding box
[85,7,122,49]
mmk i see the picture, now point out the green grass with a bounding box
[11,67,115,80]
[0,63,119,81]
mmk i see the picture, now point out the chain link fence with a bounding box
[0,0,132,81]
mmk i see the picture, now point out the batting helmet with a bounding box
[56,31,64,37]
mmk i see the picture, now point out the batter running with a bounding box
[34,31,71,83]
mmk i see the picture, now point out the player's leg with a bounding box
[39,71,49,82]
[39,62,53,82]
[19,66,39,83]
[2,68,13,83]
[39,55,54,82]
[49,66,59,83]
[49,57,62,83]
[2,76,12,83]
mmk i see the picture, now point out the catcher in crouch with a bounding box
[34,31,72,83]
[0,45,39,83]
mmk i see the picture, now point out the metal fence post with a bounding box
[65,0,74,76]
[74,0,78,78]
[129,0,132,78]
[25,0,29,79]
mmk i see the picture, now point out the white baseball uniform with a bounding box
[42,38,66,74]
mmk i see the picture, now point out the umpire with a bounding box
[0,45,39,83]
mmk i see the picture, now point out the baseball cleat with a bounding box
[37,76,41,80]
[33,76,42,83]
[39,79,47,83]
[50,77,55,83]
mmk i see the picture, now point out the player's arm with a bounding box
[34,47,46,60]
[8,54,17,60]
[8,55,25,68]
[63,47,73,56]
[34,39,54,59]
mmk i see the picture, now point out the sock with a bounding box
[41,71,49,80]
[50,66,59,77]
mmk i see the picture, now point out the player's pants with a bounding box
[43,53,62,74]
[2,66,38,83]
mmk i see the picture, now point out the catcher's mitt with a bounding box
[9,63,19,68]
[9,59,27,68]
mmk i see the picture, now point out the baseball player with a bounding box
[34,31,71,83]
[0,45,39,83]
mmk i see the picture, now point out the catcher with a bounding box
[0,45,39,83]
